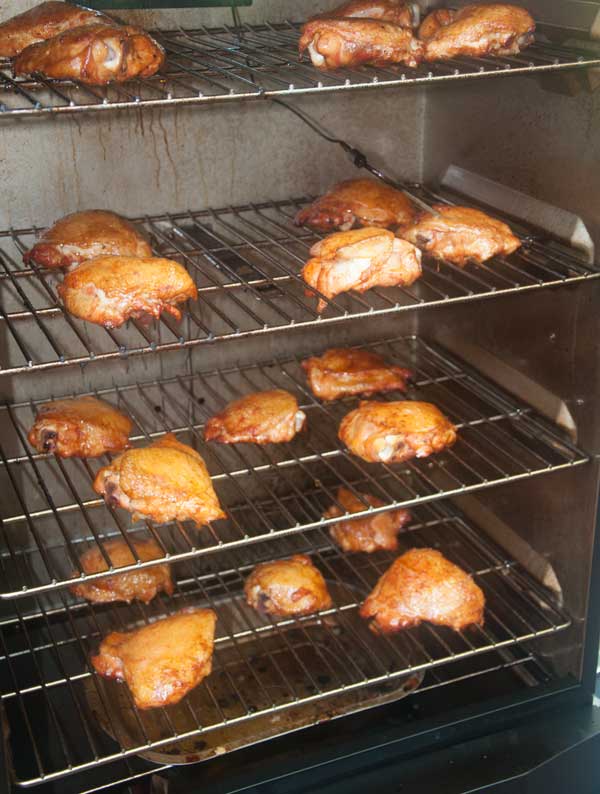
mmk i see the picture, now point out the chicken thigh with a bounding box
[28,395,132,458]
[92,608,216,709]
[204,390,306,445]
[302,347,412,401]
[0,1,109,57]
[399,204,521,266]
[24,210,152,269]
[339,400,457,463]
[419,4,535,61]
[94,433,225,527]
[245,554,332,617]
[58,255,197,328]
[14,22,165,85]
[311,0,415,28]
[360,548,485,632]
[324,487,412,552]
[70,537,173,604]
[295,178,416,232]
[299,18,423,70]
[302,228,421,312]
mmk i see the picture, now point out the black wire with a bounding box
[270,98,438,214]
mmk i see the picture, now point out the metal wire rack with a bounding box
[0,22,599,118]
[0,335,588,600]
[32,642,552,794]
[1,188,597,376]
[0,500,570,786]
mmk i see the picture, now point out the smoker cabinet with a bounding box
[0,1,600,793]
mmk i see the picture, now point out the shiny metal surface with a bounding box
[0,23,598,118]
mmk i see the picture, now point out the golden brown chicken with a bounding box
[302,347,412,401]
[419,4,535,61]
[295,178,416,232]
[399,204,521,267]
[92,608,216,709]
[70,537,173,604]
[339,400,457,463]
[245,554,332,617]
[24,210,152,270]
[58,255,197,329]
[28,395,132,458]
[360,548,485,632]
[13,22,165,85]
[324,487,412,552]
[0,1,109,57]
[93,433,225,527]
[311,0,415,28]
[299,18,423,70]
[204,390,306,445]
[302,228,421,312]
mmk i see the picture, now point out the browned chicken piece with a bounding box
[23,210,152,270]
[302,347,412,401]
[0,1,109,57]
[302,228,421,312]
[360,548,485,632]
[311,0,414,27]
[339,400,457,463]
[58,255,197,329]
[92,608,216,709]
[13,23,165,85]
[204,390,306,445]
[70,538,173,604]
[93,433,225,527]
[299,19,423,70]
[399,204,521,267]
[245,554,332,617]
[419,4,535,61]
[28,395,132,458]
[295,178,416,232]
[324,487,412,552]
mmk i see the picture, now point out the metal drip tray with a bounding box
[86,587,421,766]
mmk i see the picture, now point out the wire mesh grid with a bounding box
[0,335,588,600]
[0,22,599,117]
[0,190,597,376]
[0,499,569,786]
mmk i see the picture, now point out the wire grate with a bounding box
[0,22,599,118]
[0,335,588,599]
[0,190,597,376]
[0,501,569,786]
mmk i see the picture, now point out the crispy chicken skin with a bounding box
[295,178,416,232]
[0,1,109,57]
[302,228,422,312]
[58,255,197,329]
[302,347,412,401]
[311,0,414,28]
[419,4,535,61]
[299,19,423,70]
[70,538,173,604]
[93,433,225,527]
[399,204,521,267]
[325,487,412,553]
[204,390,306,445]
[24,210,152,269]
[92,608,216,709]
[245,554,332,617]
[360,548,485,632]
[13,22,165,85]
[28,395,132,458]
[339,400,457,463]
